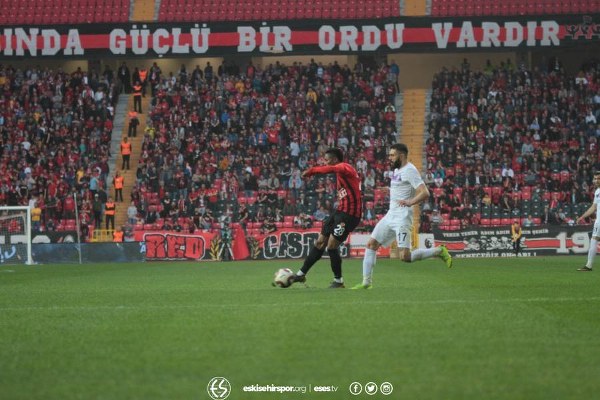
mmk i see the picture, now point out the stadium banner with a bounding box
[0,231,79,263]
[139,230,217,261]
[31,231,79,244]
[433,225,595,258]
[139,228,353,261]
[31,242,144,264]
[249,228,349,260]
[0,231,77,245]
[0,14,598,58]
[419,233,436,250]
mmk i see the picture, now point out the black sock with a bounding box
[301,246,325,274]
[328,248,342,280]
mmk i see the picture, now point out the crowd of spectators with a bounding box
[3,56,598,239]
[0,64,118,239]
[420,58,600,231]
[128,59,401,235]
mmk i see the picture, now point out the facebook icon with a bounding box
[349,382,363,395]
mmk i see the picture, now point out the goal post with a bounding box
[0,206,33,265]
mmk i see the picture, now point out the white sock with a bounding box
[411,248,437,262]
[296,270,305,276]
[587,239,598,268]
[362,248,377,285]
[334,277,344,283]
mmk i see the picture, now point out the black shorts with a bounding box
[321,211,361,242]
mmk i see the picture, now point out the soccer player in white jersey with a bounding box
[575,171,600,271]
[352,143,452,289]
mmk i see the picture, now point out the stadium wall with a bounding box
[0,226,594,264]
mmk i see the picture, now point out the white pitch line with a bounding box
[1,297,599,311]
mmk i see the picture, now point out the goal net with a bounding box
[0,206,33,265]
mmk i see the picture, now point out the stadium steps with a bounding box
[403,0,427,15]
[107,94,130,187]
[399,88,427,238]
[132,0,155,21]
[424,0,432,15]
[112,96,150,234]
[422,89,432,172]
[153,0,161,20]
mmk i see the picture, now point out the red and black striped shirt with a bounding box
[304,162,363,218]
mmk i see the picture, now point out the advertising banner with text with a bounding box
[136,228,352,261]
[433,225,594,258]
[0,14,598,59]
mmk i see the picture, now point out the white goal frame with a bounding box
[0,205,33,265]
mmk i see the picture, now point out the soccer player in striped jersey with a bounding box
[352,143,452,290]
[290,148,362,288]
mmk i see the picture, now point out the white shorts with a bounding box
[371,210,413,249]
[593,224,600,238]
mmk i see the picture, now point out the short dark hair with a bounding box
[325,147,344,162]
[594,171,600,176]
[391,143,409,155]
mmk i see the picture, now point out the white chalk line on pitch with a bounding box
[1,297,600,311]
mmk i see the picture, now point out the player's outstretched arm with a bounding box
[577,203,597,224]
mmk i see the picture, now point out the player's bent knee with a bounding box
[366,240,380,251]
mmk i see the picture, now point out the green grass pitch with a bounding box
[1,256,599,400]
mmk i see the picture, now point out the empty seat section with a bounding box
[158,0,401,21]
[429,0,599,16]
[2,0,130,25]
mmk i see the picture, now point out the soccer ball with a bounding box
[273,268,294,288]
